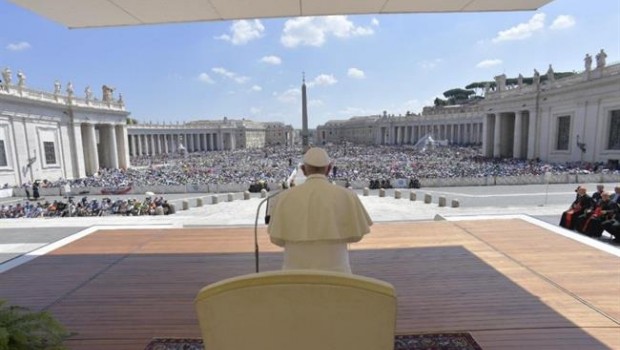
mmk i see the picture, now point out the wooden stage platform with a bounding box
[0,219,618,349]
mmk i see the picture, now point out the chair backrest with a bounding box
[195,270,397,350]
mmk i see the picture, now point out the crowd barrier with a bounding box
[7,173,620,199]
[0,188,12,198]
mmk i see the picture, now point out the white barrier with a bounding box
[0,188,13,198]
[5,173,620,200]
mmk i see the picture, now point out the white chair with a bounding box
[194,270,397,350]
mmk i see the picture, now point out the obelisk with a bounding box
[301,73,309,150]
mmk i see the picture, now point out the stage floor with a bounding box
[0,219,618,349]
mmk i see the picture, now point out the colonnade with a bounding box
[80,123,130,175]
[380,122,483,145]
[484,110,532,159]
[127,131,237,157]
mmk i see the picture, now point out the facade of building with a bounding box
[0,69,129,186]
[264,122,295,146]
[126,118,294,156]
[317,109,484,147]
[317,52,620,164]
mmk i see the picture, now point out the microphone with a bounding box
[253,189,284,273]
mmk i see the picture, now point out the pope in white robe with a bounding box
[268,147,373,273]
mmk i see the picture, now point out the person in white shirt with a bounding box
[268,147,372,273]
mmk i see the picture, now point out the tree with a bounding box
[443,88,475,104]
[434,97,448,107]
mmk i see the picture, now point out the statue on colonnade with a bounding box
[66,82,74,97]
[54,80,61,96]
[584,54,592,72]
[2,68,12,90]
[16,71,26,88]
[595,49,607,69]
[517,74,524,88]
[84,86,92,103]
[546,64,555,83]
[494,74,506,91]
[533,69,540,86]
[102,84,114,103]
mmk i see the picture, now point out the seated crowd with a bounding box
[7,145,618,193]
[0,196,171,219]
[559,185,620,242]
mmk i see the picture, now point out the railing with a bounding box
[0,84,125,111]
[485,62,620,100]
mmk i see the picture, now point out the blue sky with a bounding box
[0,0,618,128]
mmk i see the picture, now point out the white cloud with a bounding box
[251,85,262,91]
[212,67,249,84]
[476,59,503,68]
[260,55,282,65]
[419,58,443,70]
[275,88,300,103]
[309,99,324,107]
[198,73,215,84]
[6,41,31,51]
[347,68,365,79]
[550,15,575,30]
[307,74,337,87]
[371,18,380,27]
[492,13,545,43]
[281,16,374,48]
[338,106,375,116]
[250,107,261,114]
[215,20,265,45]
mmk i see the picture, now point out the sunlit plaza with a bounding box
[1,1,619,349]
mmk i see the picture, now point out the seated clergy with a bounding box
[578,192,617,237]
[560,186,593,230]
[268,147,372,273]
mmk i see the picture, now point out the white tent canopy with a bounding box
[9,0,552,29]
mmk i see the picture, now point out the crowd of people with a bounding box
[2,144,620,221]
[559,184,620,242]
[0,196,171,219]
[10,145,617,192]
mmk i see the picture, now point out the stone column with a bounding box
[150,134,156,155]
[163,134,169,154]
[71,123,87,178]
[116,125,130,169]
[493,115,502,157]
[527,110,537,159]
[99,124,119,169]
[513,113,523,159]
[108,124,119,169]
[82,123,99,175]
[136,135,143,156]
[130,135,138,157]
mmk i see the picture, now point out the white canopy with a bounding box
[9,0,552,29]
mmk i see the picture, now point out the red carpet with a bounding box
[145,333,482,349]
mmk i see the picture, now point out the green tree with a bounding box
[434,97,448,107]
[443,88,475,104]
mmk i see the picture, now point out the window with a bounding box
[43,141,56,164]
[556,116,570,150]
[608,110,620,150]
[0,140,7,167]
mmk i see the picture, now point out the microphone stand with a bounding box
[253,190,282,273]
